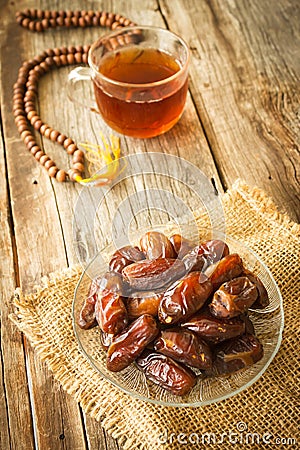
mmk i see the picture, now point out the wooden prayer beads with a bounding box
[13,9,135,182]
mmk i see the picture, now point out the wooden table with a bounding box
[1,1,299,449]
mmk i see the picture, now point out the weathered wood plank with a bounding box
[0,110,35,450]
[0,1,91,449]
[160,0,300,222]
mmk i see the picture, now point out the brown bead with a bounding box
[67,54,75,64]
[24,134,34,145]
[74,53,83,63]
[71,16,79,27]
[50,130,60,141]
[66,143,77,154]
[45,56,54,66]
[40,154,50,165]
[56,16,64,26]
[35,22,43,32]
[72,149,84,162]
[21,18,30,28]
[72,162,85,172]
[18,123,29,133]
[48,166,59,178]
[44,10,51,19]
[33,120,43,131]
[100,13,107,26]
[60,54,67,65]
[82,54,88,64]
[14,108,26,117]
[41,18,49,29]
[30,145,40,156]
[30,115,41,126]
[53,47,61,56]
[67,169,80,181]
[40,62,50,72]
[45,159,55,170]
[63,138,74,149]
[35,150,45,161]
[40,124,49,135]
[44,127,53,139]
[78,17,86,27]
[56,170,67,182]
[53,56,61,66]
[27,140,37,151]
[64,17,72,27]
[21,130,32,140]
[57,134,67,145]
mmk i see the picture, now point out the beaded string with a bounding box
[13,9,135,182]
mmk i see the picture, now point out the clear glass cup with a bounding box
[68,26,190,138]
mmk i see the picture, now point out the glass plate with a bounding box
[72,225,284,407]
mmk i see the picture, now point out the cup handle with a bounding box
[67,67,99,113]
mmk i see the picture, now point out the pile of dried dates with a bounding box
[78,231,269,396]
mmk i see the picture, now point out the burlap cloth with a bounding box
[10,180,300,449]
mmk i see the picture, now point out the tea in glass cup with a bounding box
[68,26,190,138]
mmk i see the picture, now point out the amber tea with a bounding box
[93,47,189,138]
[68,26,190,138]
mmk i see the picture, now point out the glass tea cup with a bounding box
[68,26,190,138]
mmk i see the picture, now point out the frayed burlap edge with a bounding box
[9,180,300,450]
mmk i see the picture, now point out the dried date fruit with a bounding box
[78,276,101,329]
[109,245,145,273]
[181,308,245,343]
[243,268,269,309]
[140,231,175,259]
[98,271,126,296]
[240,313,255,335]
[169,234,196,258]
[106,314,159,372]
[212,334,263,376]
[100,330,113,350]
[209,276,258,319]
[154,328,212,369]
[95,291,128,335]
[207,253,244,290]
[122,258,186,291]
[126,291,163,320]
[183,239,229,273]
[136,350,197,396]
[158,272,213,325]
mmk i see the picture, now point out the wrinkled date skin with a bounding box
[181,308,246,343]
[106,314,159,372]
[207,253,244,290]
[140,231,175,259]
[158,272,213,325]
[98,271,126,296]
[154,328,212,369]
[169,234,196,259]
[109,245,145,274]
[212,333,264,376]
[122,258,186,291]
[243,268,269,309]
[136,350,197,396]
[95,291,128,335]
[126,291,163,320]
[209,276,258,319]
[78,276,101,329]
[184,239,230,273]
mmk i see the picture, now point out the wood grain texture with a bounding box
[160,0,300,221]
[0,79,35,450]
